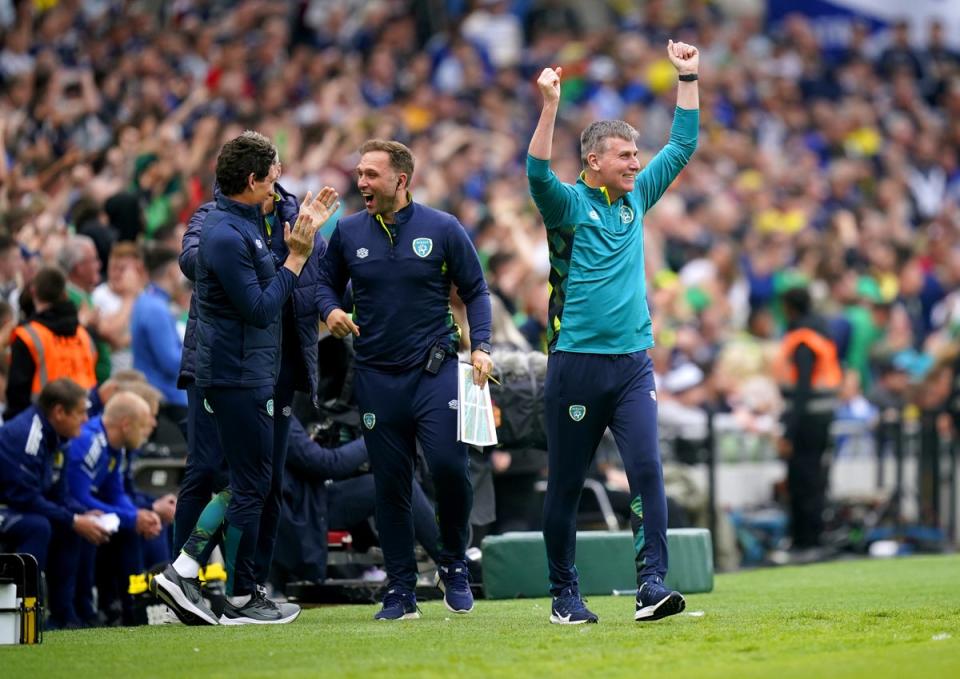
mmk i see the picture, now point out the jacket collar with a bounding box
[93,416,123,457]
[215,193,263,223]
[577,171,615,205]
[375,195,415,226]
[30,406,64,453]
[146,283,171,301]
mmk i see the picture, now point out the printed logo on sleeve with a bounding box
[412,238,433,258]
[363,413,376,429]
[255,239,264,249]
[448,399,458,410]
[568,405,587,422]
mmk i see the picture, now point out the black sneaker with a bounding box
[219,589,300,625]
[635,578,685,621]
[153,564,219,626]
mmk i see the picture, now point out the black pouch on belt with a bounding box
[424,343,447,374]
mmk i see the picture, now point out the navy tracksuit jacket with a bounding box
[316,201,492,591]
[0,405,86,624]
[193,191,299,597]
[173,183,325,585]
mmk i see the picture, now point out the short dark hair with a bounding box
[358,139,415,183]
[781,287,812,317]
[215,131,278,197]
[143,244,179,279]
[32,266,67,305]
[37,377,88,416]
[108,241,143,263]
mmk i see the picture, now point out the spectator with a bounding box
[130,245,187,420]
[878,19,923,80]
[59,234,111,382]
[91,242,146,373]
[273,417,440,590]
[0,233,24,315]
[5,266,97,419]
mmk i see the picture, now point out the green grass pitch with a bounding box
[4,554,959,678]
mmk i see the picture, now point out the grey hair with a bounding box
[580,120,638,166]
[58,234,97,274]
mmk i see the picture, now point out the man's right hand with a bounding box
[326,308,360,339]
[152,494,177,524]
[135,508,163,539]
[537,66,563,104]
[73,514,110,545]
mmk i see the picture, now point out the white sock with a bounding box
[228,594,251,607]
[172,552,200,579]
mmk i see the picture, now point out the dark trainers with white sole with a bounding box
[219,589,301,625]
[635,578,685,621]
[153,564,219,626]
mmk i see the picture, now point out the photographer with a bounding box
[272,417,440,590]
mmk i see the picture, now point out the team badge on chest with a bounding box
[363,412,376,429]
[568,404,587,422]
[412,238,433,258]
[357,247,369,259]
[620,205,634,224]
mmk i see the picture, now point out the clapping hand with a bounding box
[284,187,340,259]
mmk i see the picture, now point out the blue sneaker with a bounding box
[635,578,685,621]
[549,587,599,625]
[437,561,474,613]
[374,588,420,621]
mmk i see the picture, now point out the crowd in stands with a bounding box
[1,0,960,618]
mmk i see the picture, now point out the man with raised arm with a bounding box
[527,40,700,625]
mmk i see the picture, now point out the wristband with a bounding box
[678,73,698,82]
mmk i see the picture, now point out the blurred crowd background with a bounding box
[1,0,959,570]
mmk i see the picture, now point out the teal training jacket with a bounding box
[526,106,699,354]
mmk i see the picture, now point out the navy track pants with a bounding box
[354,357,471,592]
[542,350,668,595]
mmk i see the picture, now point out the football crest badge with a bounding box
[412,238,433,258]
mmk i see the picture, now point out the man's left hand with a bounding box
[471,349,494,388]
[284,187,340,259]
[667,39,699,75]
[299,186,340,229]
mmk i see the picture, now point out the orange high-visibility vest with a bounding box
[11,321,98,395]
[774,327,843,390]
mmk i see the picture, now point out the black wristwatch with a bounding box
[678,73,698,82]
[476,342,492,354]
